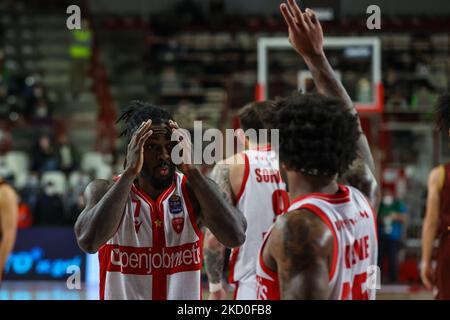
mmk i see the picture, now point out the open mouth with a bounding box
[158,164,170,176]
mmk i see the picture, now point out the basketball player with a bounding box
[204,101,289,300]
[74,101,247,300]
[421,93,450,300]
[255,1,380,300]
[0,177,18,285]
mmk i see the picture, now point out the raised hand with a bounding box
[124,120,153,177]
[280,0,324,59]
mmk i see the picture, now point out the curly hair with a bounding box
[435,93,450,132]
[116,100,173,142]
[267,92,360,176]
[238,100,275,132]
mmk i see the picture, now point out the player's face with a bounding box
[141,124,177,190]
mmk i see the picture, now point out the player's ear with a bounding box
[236,128,249,150]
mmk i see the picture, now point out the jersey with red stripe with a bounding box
[228,147,288,299]
[256,185,378,300]
[98,171,203,300]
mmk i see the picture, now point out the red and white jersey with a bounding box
[98,171,203,300]
[228,146,289,299]
[256,185,378,300]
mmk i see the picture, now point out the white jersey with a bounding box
[98,171,203,300]
[229,146,288,299]
[256,185,378,300]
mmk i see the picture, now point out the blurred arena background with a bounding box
[0,0,449,300]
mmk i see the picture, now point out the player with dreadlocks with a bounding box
[75,101,246,300]
[421,93,450,299]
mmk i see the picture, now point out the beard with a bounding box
[141,162,175,190]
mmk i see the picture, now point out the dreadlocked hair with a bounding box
[435,93,450,132]
[267,92,361,176]
[117,100,174,142]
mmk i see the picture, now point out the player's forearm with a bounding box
[421,216,439,264]
[0,236,16,275]
[75,173,135,253]
[185,167,246,248]
[204,230,226,284]
[209,164,234,205]
[304,53,354,112]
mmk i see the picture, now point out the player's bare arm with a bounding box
[421,165,443,289]
[204,160,241,299]
[266,209,332,299]
[280,0,380,210]
[74,120,154,253]
[0,184,18,282]
[169,121,247,248]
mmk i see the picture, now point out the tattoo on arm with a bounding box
[204,244,225,284]
[203,164,233,284]
[209,164,233,205]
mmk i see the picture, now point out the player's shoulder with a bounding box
[221,152,247,167]
[428,165,445,189]
[0,181,17,202]
[269,209,333,259]
[430,164,444,175]
[273,209,331,242]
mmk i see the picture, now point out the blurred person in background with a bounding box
[378,189,408,283]
[422,93,450,299]
[31,133,58,175]
[67,194,85,227]
[56,133,80,176]
[69,19,92,100]
[17,194,32,228]
[19,173,42,218]
[34,181,64,226]
[0,176,18,285]
[25,83,53,122]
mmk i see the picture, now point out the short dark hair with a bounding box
[268,92,360,176]
[238,100,274,132]
[117,100,173,142]
[435,93,450,132]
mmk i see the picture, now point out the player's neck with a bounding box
[136,176,169,200]
[248,141,270,150]
[287,171,339,202]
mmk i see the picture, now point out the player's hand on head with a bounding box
[124,119,153,177]
[280,0,324,58]
[168,120,193,173]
